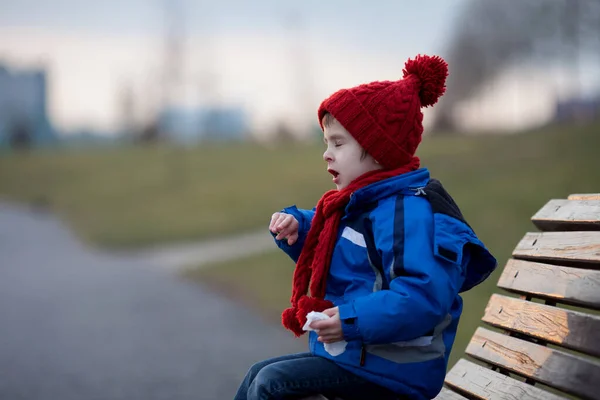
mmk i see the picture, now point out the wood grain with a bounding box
[513,232,600,268]
[482,294,600,357]
[532,199,600,231]
[568,194,600,200]
[497,259,600,309]
[432,387,468,400]
[445,359,567,400]
[466,328,600,400]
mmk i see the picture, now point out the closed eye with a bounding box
[324,135,344,147]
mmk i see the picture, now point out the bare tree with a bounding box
[433,0,600,133]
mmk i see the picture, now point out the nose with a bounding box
[323,148,333,162]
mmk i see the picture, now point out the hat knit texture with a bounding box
[282,54,447,336]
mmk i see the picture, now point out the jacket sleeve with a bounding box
[337,196,468,344]
[271,205,315,263]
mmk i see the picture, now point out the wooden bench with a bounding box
[435,193,600,400]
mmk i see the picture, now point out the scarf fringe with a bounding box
[282,296,335,337]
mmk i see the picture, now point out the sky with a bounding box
[0,0,598,136]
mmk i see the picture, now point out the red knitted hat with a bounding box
[318,54,448,169]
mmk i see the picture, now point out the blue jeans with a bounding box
[234,352,399,400]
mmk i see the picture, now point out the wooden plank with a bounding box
[513,232,600,268]
[498,259,600,310]
[445,359,567,400]
[569,193,600,200]
[532,199,600,231]
[466,327,600,400]
[432,387,468,400]
[482,294,600,357]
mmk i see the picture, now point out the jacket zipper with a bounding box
[360,344,366,366]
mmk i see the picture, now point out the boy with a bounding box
[234,54,497,400]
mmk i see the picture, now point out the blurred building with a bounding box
[158,105,248,143]
[554,95,600,124]
[0,64,57,149]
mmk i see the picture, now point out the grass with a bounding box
[0,143,332,248]
[182,122,600,369]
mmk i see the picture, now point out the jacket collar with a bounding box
[346,168,430,212]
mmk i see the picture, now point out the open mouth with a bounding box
[328,168,340,184]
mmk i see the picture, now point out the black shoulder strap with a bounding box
[423,179,471,229]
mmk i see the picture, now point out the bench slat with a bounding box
[432,387,468,400]
[532,199,600,231]
[466,327,600,400]
[445,359,567,400]
[482,294,600,357]
[513,232,600,268]
[568,193,600,200]
[497,259,600,310]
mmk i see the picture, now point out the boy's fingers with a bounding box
[310,320,331,330]
[322,307,339,317]
[271,214,299,241]
[271,214,287,232]
[269,213,282,231]
[287,232,299,245]
[276,226,291,240]
[275,223,290,239]
[318,334,337,342]
[275,231,287,240]
[277,214,293,230]
[276,225,297,241]
[274,214,289,230]
[280,217,299,233]
[319,335,342,344]
[309,321,322,330]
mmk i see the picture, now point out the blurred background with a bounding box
[0,0,599,399]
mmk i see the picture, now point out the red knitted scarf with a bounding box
[282,157,421,336]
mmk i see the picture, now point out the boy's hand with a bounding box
[310,307,343,344]
[269,212,299,245]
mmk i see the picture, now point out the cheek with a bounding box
[348,162,366,177]
[365,157,381,170]
[354,158,380,176]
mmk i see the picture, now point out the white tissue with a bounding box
[302,311,348,356]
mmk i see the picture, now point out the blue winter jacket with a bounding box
[273,168,497,399]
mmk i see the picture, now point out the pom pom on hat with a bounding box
[402,54,448,107]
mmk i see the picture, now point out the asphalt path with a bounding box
[0,202,304,400]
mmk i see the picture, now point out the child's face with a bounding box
[323,118,382,190]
